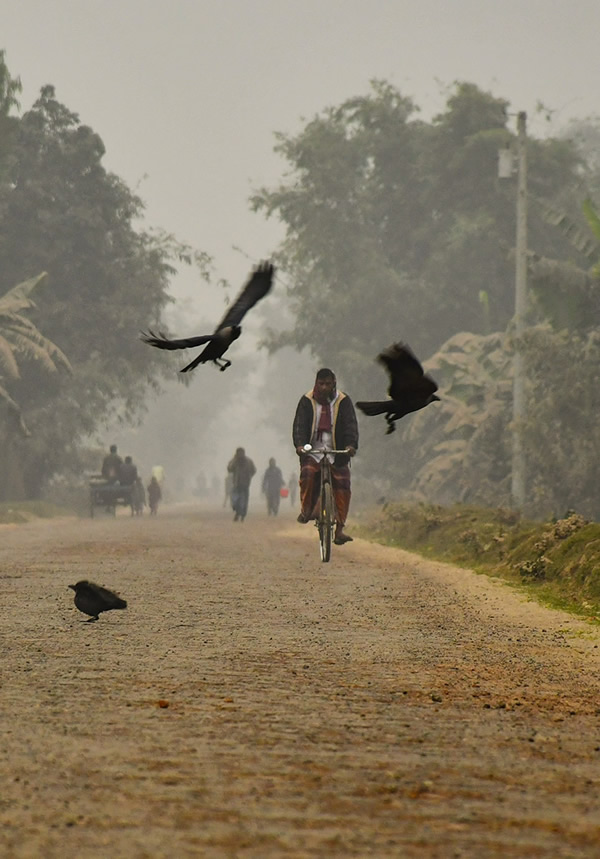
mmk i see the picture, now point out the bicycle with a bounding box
[301,444,351,562]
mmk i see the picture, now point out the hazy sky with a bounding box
[4,0,600,309]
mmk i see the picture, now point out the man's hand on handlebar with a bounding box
[296,444,356,457]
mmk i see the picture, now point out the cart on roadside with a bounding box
[88,475,133,518]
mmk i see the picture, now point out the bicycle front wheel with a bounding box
[319,481,333,562]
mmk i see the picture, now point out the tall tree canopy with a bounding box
[0,50,21,178]
[253,81,600,517]
[0,76,209,498]
[253,81,589,363]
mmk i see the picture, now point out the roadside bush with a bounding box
[356,503,600,617]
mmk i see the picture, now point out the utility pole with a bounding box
[511,111,527,507]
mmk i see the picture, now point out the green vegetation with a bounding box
[356,503,600,620]
[256,79,600,520]
[0,59,213,501]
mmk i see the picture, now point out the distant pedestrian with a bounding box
[131,477,146,516]
[227,447,256,522]
[262,458,285,516]
[147,475,162,516]
[151,465,165,485]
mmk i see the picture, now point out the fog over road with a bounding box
[2,505,600,857]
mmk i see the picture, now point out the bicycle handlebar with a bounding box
[300,444,352,455]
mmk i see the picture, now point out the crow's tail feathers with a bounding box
[356,400,393,417]
[179,354,205,373]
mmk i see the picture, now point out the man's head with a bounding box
[110,444,117,454]
[235,447,245,457]
[314,368,336,403]
[269,457,276,467]
[124,456,132,464]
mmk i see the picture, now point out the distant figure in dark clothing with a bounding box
[147,475,162,515]
[69,580,127,622]
[227,447,256,522]
[262,458,285,516]
[101,444,122,483]
[119,455,138,486]
[131,477,146,516]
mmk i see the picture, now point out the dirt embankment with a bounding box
[1,505,600,857]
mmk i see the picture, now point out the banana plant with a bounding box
[529,196,600,331]
[0,272,71,436]
[582,197,600,276]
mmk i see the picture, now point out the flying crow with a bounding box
[69,580,127,622]
[356,342,440,434]
[140,260,275,372]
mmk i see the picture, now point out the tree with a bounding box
[253,81,588,366]
[0,273,71,498]
[252,80,600,515]
[0,273,71,411]
[0,81,210,497]
[386,192,600,518]
[0,50,21,179]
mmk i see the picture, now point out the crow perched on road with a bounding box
[69,580,127,622]
[356,342,440,434]
[140,261,275,372]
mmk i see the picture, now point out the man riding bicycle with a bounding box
[292,368,358,545]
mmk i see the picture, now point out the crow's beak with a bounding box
[68,584,76,591]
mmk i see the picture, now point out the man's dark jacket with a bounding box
[101,452,122,483]
[227,455,256,490]
[119,461,138,486]
[292,390,359,466]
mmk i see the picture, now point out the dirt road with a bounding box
[1,504,600,857]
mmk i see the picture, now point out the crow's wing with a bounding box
[87,582,127,610]
[378,342,437,401]
[140,330,216,351]
[214,261,274,332]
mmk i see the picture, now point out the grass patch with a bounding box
[355,503,600,621]
[0,500,75,524]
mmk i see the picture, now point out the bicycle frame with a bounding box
[302,445,349,563]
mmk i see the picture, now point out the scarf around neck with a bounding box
[313,388,333,438]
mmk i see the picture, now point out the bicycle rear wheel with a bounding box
[319,481,333,562]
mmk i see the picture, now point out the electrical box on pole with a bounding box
[497,146,514,179]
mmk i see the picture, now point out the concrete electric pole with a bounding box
[511,111,528,508]
[498,111,528,508]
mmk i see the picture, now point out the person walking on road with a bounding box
[147,475,162,516]
[262,458,285,516]
[227,447,256,522]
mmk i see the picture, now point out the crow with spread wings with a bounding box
[141,261,275,372]
[356,342,440,434]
